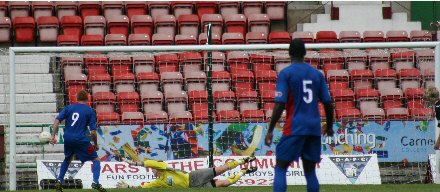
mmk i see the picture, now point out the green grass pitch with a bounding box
[22,185,439,192]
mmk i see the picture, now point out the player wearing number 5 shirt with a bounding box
[51,90,106,192]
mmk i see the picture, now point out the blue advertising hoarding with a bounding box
[94,121,435,163]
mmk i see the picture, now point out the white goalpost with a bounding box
[5,41,440,190]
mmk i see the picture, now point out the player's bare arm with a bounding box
[265,103,286,146]
[91,130,99,151]
[51,118,60,144]
[323,102,334,137]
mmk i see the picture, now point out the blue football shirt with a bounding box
[56,103,97,143]
[275,62,332,136]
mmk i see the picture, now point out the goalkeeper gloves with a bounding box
[122,158,141,166]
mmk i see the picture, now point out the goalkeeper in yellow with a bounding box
[117,156,257,188]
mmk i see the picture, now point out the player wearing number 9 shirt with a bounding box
[51,90,106,192]
[265,39,335,192]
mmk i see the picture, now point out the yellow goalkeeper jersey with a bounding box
[141,160,190,188]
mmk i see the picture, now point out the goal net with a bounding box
[2,42,439,190]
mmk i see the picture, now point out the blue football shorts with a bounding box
[275,135,321,163]
[64,140,98,163]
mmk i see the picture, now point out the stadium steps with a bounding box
[379,162,428,184]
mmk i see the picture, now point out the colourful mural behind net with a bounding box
[94,121,435,163]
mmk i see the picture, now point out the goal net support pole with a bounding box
[7,42,440,190]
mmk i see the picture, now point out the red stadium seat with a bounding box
[172,2,194,18]
[316,31,338,43]
[84,16,106,37]
[199,33,221,45]
[161,72,184,94]
[269,32,291,44]
[292,31,314,43]
[228,51,250,71]
[131,15,153,37]
[222,32,244,44]
[386,108,409,120]
[185,72,206,92]
[0,17,11,44]
[105,34,126,46]
[89,72,111,94]
[61,16,82,41]
[58,35,79,46]
[122,112,144,124]
[125,2,147,19]
[117,92,140,112]
[152,33,174,45]
[214,90,240,122]
[224,14,247,37]
[410,30,432,41]
[175,34,197,45]
[383,100,402,110]
[37,16,59,44]
[137,72,160,94]
[13,16,35,43]
[195,1,218,18]
[128,34,150,46]
[9,1,30,21]
[336,107,361,120]
[327,70,349,82]
[179,51,203,74]
[380,88,403,101]
[107,15,129,38]
[133,54,155,75]
[405,88,425,100]
[81,35,104,46]
[32,1,54,20]
[204,51,226,71]
[201,14,223,35]
[155,53,179,73]
[246,32,267,44]
[178,14,199,37]
[259,82,276,102]
[145,111,168,124]
[212,71,231,92]
[169,111,193,124]
[363,31,385,42]
[148,2,170,19]
[55,1,78,21]
[362,107,385,121]
[332,89,355,102]
[248,14,270,35]
[355,88,379,101]
[265,2,286,20]
[243,1,264,17]
[219,2,240,16]
[85,54,108,75]
[102,1,124,19]
[97,112,120,124]
[0,1,7,18]
[155,14,176,37]
[410,108,434,120]
[386,30,409,42]
[79,1,101,20]
[165,90,188,113]
[339,31,361,43]
[255,70,277,83]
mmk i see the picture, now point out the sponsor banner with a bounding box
[94,121,434,163]
[213,155,381,185]
[37,155,380,189]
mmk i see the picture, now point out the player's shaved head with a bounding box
[289,38,306,60]
[77,90,89,102]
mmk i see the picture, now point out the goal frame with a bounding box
[7,42,440,190]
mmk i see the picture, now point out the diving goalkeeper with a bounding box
[117,156,257,188]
